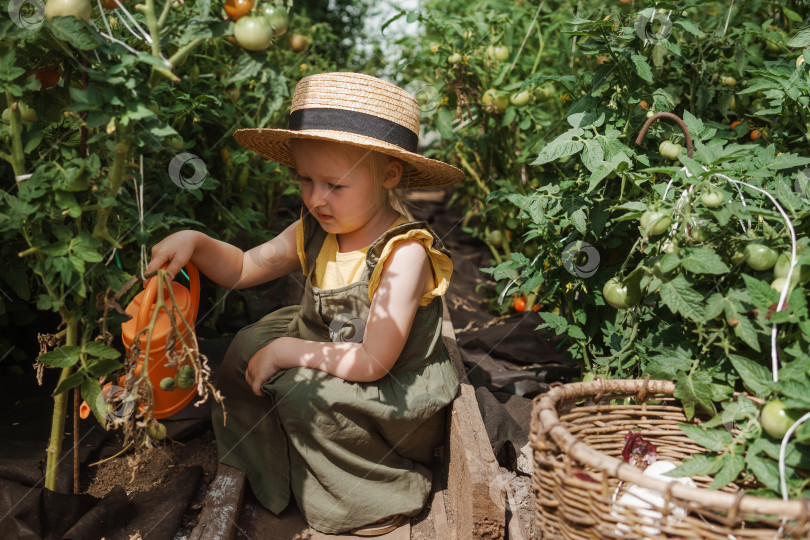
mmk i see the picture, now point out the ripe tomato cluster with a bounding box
[225,0,290,52]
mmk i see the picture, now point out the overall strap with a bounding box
[300,209,328,277]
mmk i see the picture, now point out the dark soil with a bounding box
[85,430,219,535]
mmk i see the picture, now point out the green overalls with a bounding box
[210,213,460,534]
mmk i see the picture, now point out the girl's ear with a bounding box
[381,158,403,189]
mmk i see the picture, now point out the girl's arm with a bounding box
[147,220,301,289]
[245,239,432,393]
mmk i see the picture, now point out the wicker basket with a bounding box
[530,378,810,539]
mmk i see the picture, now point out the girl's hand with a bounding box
[147,230,199,279]
[246,341,282,396]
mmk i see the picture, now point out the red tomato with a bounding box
[730,120,741,130]
[514,296,527,312]
[750,129,761,141]
[224,0,254,21]
[100,0,120,9]
[32,67,60,89]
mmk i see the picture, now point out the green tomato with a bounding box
[3,103,37,123]
[147,422,167,440]
[175,365,196,391]
[234,16,274,51]
[602,276,641,309]
[761,400,801,439]
[773,253,810,283]
[510,90,531,107]
[493,45,509,61]
[744,243,778,271]
[534,85,554,101]
[771,277,794,293]
[482,89,508,113]
[448,52,462,64]
[487,229,503,248]
[261,6,288,36]
[159,377,176,391]
[640,210,672,236]
[720,76,737,87]
[45,0,91,20]
[690,225,709,243]
[700,186,724,208]
[659,140,682,160]
[730,251,746,266]
[165,134,184,151]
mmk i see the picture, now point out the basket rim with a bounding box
[531,377,810,522]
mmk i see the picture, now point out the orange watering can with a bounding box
[80,263,200,421]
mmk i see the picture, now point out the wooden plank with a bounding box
[189,463,246,540]
[442,302,506,539]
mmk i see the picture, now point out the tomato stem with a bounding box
[4,92,26,178]
[44,316,78,491]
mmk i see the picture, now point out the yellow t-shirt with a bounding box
[295,215,452,306]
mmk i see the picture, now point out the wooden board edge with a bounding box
[189,463,246,540]
[442,300,506,539]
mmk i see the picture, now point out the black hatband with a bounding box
[288,108,418,152]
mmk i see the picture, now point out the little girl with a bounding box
[147,72,464,535]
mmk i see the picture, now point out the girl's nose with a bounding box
[310,183,328,207]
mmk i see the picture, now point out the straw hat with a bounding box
[233,72,464,189]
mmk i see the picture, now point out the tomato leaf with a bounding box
[629,55,653,84]
[52,370,85,396]
[86,358,123,378]
[678,423,732,452]
[85,341,121,360]
[746,452,781,493]
[38,346,81,368]
[733,314,761,352]
[710,452,745,489]
[728,354,772,395]
[659,274,705,322]
[679,248,730,275]
[778,357,810,382]
[741,274,780,311]
[674,19,704,38]
[81,378,106,426]
[664,453,722,478]
[537,311,568,335]
[531,128,585,166]
[675,371,715,419]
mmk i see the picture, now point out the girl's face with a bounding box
[290,139,401,239]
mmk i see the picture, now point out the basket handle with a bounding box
[634,111,694,158]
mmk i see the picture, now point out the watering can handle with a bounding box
[136,263,200,332]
